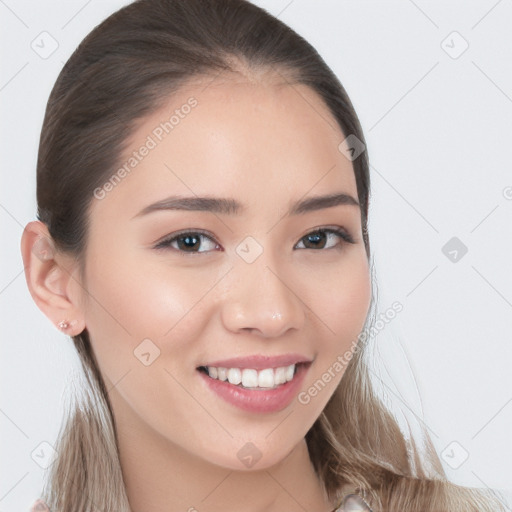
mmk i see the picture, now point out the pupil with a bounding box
[306,232,325,249]
[179,234,200,251]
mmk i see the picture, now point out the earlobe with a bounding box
[20,221,85,336]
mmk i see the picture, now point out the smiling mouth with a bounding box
[196,362,308,390]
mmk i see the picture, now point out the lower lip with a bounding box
[198,362,311,414]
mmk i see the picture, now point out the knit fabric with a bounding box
[29,499,50,511]
[335,492,373,511]
[30,492,374,511]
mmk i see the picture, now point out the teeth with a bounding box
[242,369,258,388]
[217,367,227,381]
[274,366,287,385]
[258,368,274,388]
[206,364,297,389]
[227,368,242,385]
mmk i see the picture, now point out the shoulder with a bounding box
[29,499,50,511]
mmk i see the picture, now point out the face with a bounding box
[79,74,371,470]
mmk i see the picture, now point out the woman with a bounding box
[21,0,506,510]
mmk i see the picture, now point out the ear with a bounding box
[20,220,86,336]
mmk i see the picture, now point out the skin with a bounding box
[21,72,371,512]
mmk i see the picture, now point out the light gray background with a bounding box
[1,1,511,510]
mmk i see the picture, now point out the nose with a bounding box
[221,260,305,338]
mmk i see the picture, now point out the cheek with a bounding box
[307,251,371,344]
[80,249,225,441]
[336,263,371,337]
[295,255,370,413]
[81,248,220,380]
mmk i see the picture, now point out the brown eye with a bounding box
[295,228,354,250]
[154,231,220,254]
[153,226,355,256]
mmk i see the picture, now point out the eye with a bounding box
[294,227,355,250]
[153,226,355,255]
[154,230,220,254]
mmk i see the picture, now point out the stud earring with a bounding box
[58,319,78,331]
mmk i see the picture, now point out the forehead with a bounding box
[89,76,358,221]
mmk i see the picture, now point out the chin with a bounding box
[199,439,297,472]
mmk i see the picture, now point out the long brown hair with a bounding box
[34,0,505,510]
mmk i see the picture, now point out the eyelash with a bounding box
[153,227,355,255]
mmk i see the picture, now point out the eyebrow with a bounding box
[131,192,359,219]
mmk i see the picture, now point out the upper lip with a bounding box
[198,353,313,371]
